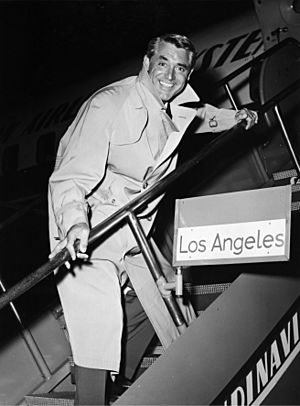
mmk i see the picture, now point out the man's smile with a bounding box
[159,80,174,88]
[145,41,193,102]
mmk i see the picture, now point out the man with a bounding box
[48,33,257,404]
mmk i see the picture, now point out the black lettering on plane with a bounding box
[231,29,263,62]
[21,96,85,136]
[195,48,207,63]
[22,111,49,136]
[196,29,263,73]
[61,96,85,122]
[214,34,248,68]
[42,103,69,129]
[41,96,84,130]
[35,109,57,133]
[197,43,224,73]
[251,36,264,56]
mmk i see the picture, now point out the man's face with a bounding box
[145,41,193,103]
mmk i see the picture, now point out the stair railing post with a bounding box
[224,83,239,110]
[273,103,300,176]
[0,278,52,379]
[126,210,187,334]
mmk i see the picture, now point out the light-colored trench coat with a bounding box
[48,67,237,372]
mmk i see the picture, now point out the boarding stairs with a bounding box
[0,38,300,405]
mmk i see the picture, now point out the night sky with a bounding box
[0,0,253,112]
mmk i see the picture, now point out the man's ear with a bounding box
[143,55,150,71]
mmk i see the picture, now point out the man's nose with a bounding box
[166,67,175,80]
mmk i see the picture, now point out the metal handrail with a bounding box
[0,122,248,313]
[216,37,300,110]
[216,37,299,88]
[1,39,300,328]
[259,78,300,114]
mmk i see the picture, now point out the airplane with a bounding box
[0,3,263,184]
[0,0,300,404]
[1,0,299,198]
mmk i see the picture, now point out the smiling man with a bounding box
[145,37,194,102]
[48,33,258,405]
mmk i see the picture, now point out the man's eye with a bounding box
[177,66,186,73]
[158,62,167,67]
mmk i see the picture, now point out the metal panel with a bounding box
[115,273,300,405]
[0,305,71,405]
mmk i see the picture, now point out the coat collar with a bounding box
[128,66,201,169]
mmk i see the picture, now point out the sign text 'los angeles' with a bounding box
[175,219,287,264]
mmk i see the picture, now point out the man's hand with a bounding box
[49,222,90,269]
[235,108,258,130]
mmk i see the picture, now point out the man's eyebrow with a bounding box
[158,55,189,69]
[177,62,189,69]
[158,55,168,62]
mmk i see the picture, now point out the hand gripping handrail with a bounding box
[1,54,300,328]
[0,121,248,328]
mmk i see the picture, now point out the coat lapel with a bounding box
[153,84,199,169]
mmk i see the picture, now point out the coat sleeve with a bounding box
[49,95,113,238]
[193,103,237,133]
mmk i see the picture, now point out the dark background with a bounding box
[0,0,253,112]
[0,0,256,317]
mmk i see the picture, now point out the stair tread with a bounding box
[25,392,74,406]
[26,392,74,398]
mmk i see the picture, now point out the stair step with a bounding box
[25,284,228,405]
[272,168,298,181]
[25,392,74,406]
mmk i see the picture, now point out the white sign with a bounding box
[175,219,287,262]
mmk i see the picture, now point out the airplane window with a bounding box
[36,132,56,165]
[2,144,19,173]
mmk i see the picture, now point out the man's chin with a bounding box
[159,92,173,103]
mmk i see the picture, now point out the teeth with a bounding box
[160,81,173,88]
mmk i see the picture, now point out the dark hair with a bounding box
[146,33,197,68]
